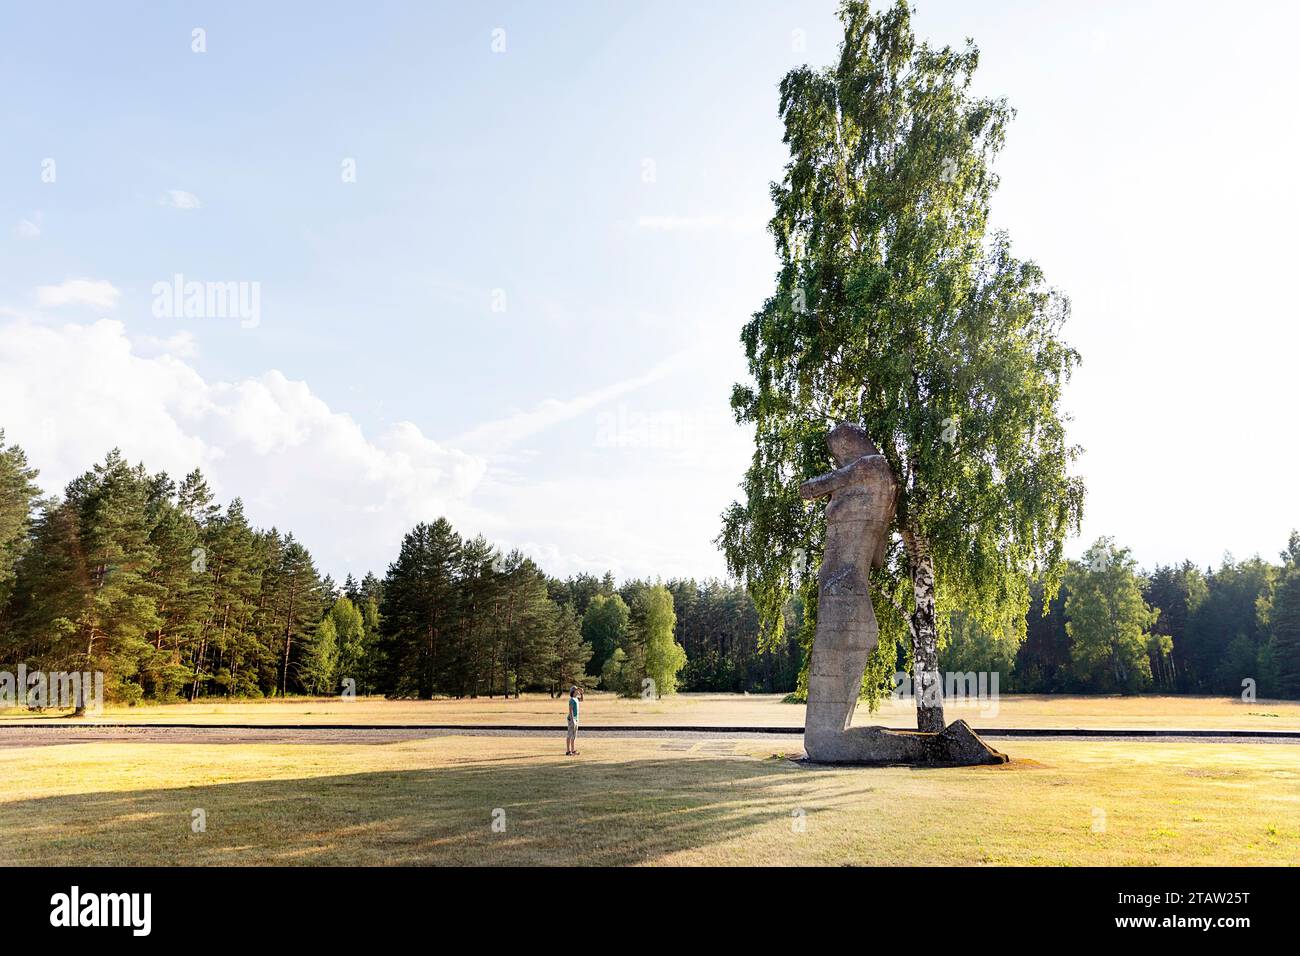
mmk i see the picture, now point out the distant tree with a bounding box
[638,585,686,697]
[1143,561,1208,690]
[1184,556,1275,693]
[1064,539,1159,693]
[0,430,41,609]
[11,452,164,710]
[488,551,555,697]
[266,535,324,696]
[299,613,338,694]
[1269,565,1300,698]
[1011,578,1071,692]
[940,610,1019,680]
[547,572,610,617]
[378,519,462,699]
[547,602,592,695]
[197,498,264,698]
[321,596,365,693]
[581,593,630,676]
[601,647,631,696]
[719,0,1083,732]
[1282,530,1300,569]
[456,535,499,697]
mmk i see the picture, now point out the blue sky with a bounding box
[2,1,1298,582]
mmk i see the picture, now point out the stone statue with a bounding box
[799,423,1007,765]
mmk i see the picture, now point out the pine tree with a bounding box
[51,452,163,709]
[200,499,264,697]
[547,602,591,695]
[0,430,41,610]
[455,536,499,697]
[267,535,324,696]
[378,519,462,698]
[141,472,212,700]
[1270,547,1300,697]
[491,552,555,697]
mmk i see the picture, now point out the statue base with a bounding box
[803,719,1008,766]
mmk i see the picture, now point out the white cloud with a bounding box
[160,189,202,210]
[132,330,200,359]
[0,316,485,577]
[34,278,120,310]
[0,303,746,581]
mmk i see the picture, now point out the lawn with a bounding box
[4,692,1300,731]
[2,733,1297,866]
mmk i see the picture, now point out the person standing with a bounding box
[565,685,583,755]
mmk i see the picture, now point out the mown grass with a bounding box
[4,692,1299,730]
[2,735,1297,866]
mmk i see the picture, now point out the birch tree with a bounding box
[720,0,1083,731]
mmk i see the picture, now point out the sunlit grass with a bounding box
[4,692,1299,730]
[1,735,1296,866]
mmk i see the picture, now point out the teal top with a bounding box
[568,696,579,720]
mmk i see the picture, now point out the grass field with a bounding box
[3,694,1298,866]
[5,691,1300,730]
[2,733,1297,865]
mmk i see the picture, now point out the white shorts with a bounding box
[567,716,578,734]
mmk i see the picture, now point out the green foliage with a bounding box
[638,585,686,696]
[0,430,41,608]
[313,595,364,694]
[581,593,630,676]
[719,0,1083,718]
[547,601,592,695]
[600,647,631,696]
[376,521,596,699]
[1184,556,1275,693]
[3,432,1294,703]
[1063,539,1159,694]
[300,613,339,695]
[1142,561,1207,690]
[1268,565,1300,697]
[671,578,803,694]
[941,610,1020,678]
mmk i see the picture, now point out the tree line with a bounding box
[2,433,1297,704]
[943,535,1300,698]
[0,434,789,704]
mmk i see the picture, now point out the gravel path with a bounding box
[2,724,1298,747]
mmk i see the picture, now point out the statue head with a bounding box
[826,422,879,467]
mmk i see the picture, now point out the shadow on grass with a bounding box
[0,754,873,866]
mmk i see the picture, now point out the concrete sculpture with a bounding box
[800,423,1007,765]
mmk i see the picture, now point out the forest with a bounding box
[0,431,1297,703]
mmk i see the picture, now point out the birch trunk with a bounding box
[903,525,945,733]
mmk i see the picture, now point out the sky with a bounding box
[1,0,1297,584]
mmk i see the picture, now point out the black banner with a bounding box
[2,866,1288,941]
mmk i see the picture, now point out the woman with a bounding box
[565,685,583,755]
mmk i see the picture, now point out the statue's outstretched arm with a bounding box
[799,454,881,500]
